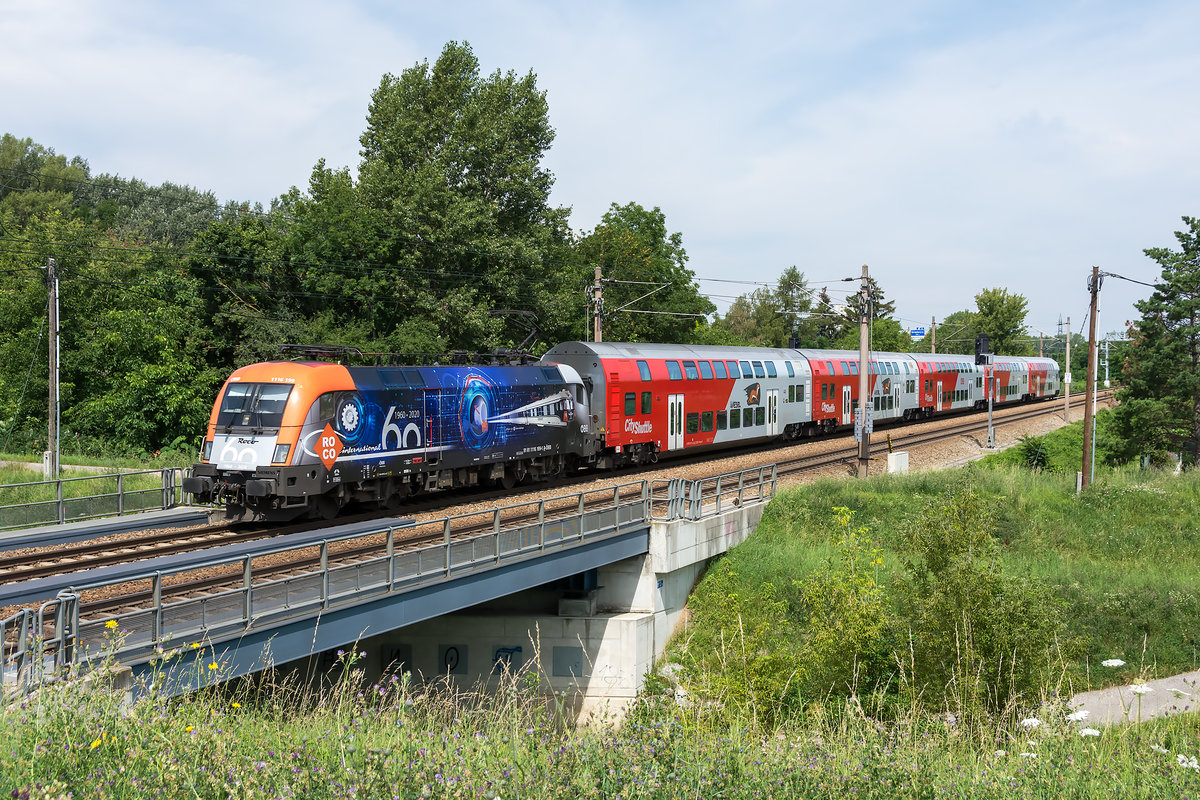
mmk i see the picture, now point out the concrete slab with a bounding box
[1068,670,1200,726]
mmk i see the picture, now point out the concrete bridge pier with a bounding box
[357,500,768,722]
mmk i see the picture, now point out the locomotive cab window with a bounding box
[637,360,652,381]
[698,361,714,380]
[541,367,561,382]
[218,383,293,429]
[713,361,728,379]
[666,361,683,380]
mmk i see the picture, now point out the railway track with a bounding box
[4,391,1103,592]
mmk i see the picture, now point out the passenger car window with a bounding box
[713,361,728,379]
[686,412,699,434]
[683,361,699,380]
[726,361,740,378]
[698,361,714,380]
[624,393,635,415]
[637,360,652,381]
[752,361,765,378]
[641,391,651,414]
[666,361,683,380]
[765,361,777,378]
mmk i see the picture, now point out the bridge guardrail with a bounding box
[0,468,186,532]
[650,464,777,522]
[3,467,779,699]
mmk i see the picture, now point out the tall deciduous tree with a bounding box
[575,202,714,343]
[974,287,1030,355]
[1111,216,1200,465]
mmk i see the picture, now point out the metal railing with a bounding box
[1,592,79,701]
[650,464,777,521]
[43,482,651,673]
[0,468,186,532]
[1,469,778,699]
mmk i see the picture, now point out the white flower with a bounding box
[1151,745,1169,754]
[1101,658,1126,667]
[1080,728,1101,737]
[1169,687,1192,698]
[994,750,1006,757]
[1177,754,1200,771]
[1067,709,1090,722]
[1130,683,1154,695]
[1020,717,1041,728]
[1020,752,1038,759]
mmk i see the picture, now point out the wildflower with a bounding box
[1101,658,1125,667]
[1020,752,1037,759]
[208,662,218,671]
[1066,709,1089,722]
[1178,754,1200,771]
[1151,745,1169,754]
[1169,687,1192,698]
[1020,717,1041,728]
[231,702,241,709]
[90,737,102,749]
[185,726,193,733]
[1130,683,1153,695]
[105,620,118,630]
[1080,728,1100,737]
[993,750,1006,757]
[190,643,200,649]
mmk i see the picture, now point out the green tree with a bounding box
[974,287,1030,355]
[575,202,714,343]
[832,278,910,352]
[706,266,813,347]
[0,134,89,224]
[278,42,577,354]
[1111,216,1200,464]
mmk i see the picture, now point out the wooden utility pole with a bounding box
[46,258,60,479]
[857,264,871,477]
[593,263,603,343]
[1082,267,1101,489]
[1064,315,1071,423]
[930,316,936,354]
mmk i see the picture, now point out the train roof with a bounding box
[543,341,807,361]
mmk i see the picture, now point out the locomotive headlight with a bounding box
[272,444,291,464]
[201,440,212,462]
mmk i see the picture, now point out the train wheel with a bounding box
[500,465,519,491]
[316,494,341,520]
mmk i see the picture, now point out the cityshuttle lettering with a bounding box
[625,419,653,435]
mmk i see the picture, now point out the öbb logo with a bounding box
[319,424,343,470]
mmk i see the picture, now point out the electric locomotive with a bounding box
[184,356,594,520]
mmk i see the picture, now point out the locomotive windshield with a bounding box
[217,382,293,429]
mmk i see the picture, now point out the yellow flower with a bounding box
[231,702,241,709]
[90,737,102,749]
[105,620,118,630]
[185,726,193,733]
[208,662,218,671]
[190,643,200,649]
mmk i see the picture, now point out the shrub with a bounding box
[895,482,1063,718]
[795,508,897,700]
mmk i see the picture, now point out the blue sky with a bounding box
[4,0,1197,345]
